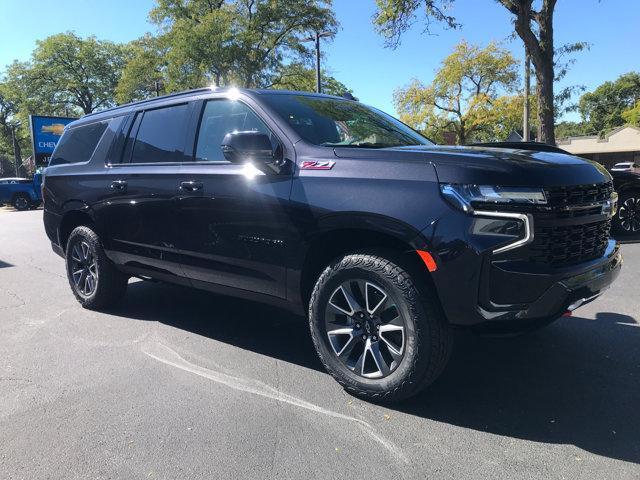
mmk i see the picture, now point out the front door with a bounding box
[175,98,294,298]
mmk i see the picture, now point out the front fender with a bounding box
[311,212,428,250]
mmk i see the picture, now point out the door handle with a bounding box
[110,180,127,191]
[180,181,203,192]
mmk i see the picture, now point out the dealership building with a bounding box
[557,125,640,169]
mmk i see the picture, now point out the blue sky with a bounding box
[0,0,638,120]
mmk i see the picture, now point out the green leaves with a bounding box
[116,34,169,104]
[0,1,341,164]
[148,0,338,91]
[15,32,126,115]
[579,72,640,135]
[393,41,520,144]
[374,0,459,48]
[622,102,640,127]
[270,63,351,95]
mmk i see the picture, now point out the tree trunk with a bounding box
[534,1,556,145]
[535,58,555,144]
[510,0,557,145]
[458,121,466,145]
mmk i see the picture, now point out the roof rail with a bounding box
[82,87,214,119]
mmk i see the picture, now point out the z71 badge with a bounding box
[300,160,335,170]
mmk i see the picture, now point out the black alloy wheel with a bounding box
[617,195,640,233]
[69,240,98,298]
[324,279,406,379]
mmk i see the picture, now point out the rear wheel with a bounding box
[308,253,452,402]
[614,193,640,234]
[12,193,31,211]
[65,226,128,310]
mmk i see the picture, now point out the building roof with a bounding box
[557,125,640,155]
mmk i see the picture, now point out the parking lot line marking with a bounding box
[141,340,409,465]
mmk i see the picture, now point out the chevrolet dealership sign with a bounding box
[29,115,76,166]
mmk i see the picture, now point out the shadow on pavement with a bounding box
[115,281,640,465]
[116,281,322,372]
[0,259,14,268]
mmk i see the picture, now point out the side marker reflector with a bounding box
[416,250,437,272]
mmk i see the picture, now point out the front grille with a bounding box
[529,219,611,267]
[544,182,614,207]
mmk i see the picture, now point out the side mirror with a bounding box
[221,131,285,173]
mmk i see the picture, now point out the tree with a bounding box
[271,63,351,96]
[0,81,31,175]
[553,41,589,117]
[149,0,338,90]
[481,94,538,142]
[579,72,640,135]
[555,120,585,139]
[6,32,127,115]
[622,102,640,127]
[116,35,170,104]
[374,0,576,144]
[393,41,519,144]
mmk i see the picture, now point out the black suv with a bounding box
[43,88,622,401]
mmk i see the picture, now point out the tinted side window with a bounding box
[131,103,189,163]
[120,113,142,163]
[49,121,108,166]
[195,100,272,162]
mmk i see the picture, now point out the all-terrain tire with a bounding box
[65,226,128,310]
[308,252,452,402]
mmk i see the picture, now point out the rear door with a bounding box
[174,97,295,298]
[94,102,195,282]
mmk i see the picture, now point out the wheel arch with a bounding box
[58,203,98,252]
[616,183,640,198]
[298,219,437,309]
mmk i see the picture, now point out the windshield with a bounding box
[261,94,432,148]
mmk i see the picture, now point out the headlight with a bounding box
[440,184,547,213]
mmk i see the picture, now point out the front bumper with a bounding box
[425,206,622,330]
[473,240,622,331]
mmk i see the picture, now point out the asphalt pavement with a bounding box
[1,209,639,479]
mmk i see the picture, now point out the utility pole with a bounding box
[523,52,531,142]
[11,125,20,177]
[303,31,333,94]
[314,33,321,94]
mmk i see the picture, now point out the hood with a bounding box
[333,145,612,187]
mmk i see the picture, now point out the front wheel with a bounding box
[614,193,640,234]
[65,226,128,310]
[308,253,452,402]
